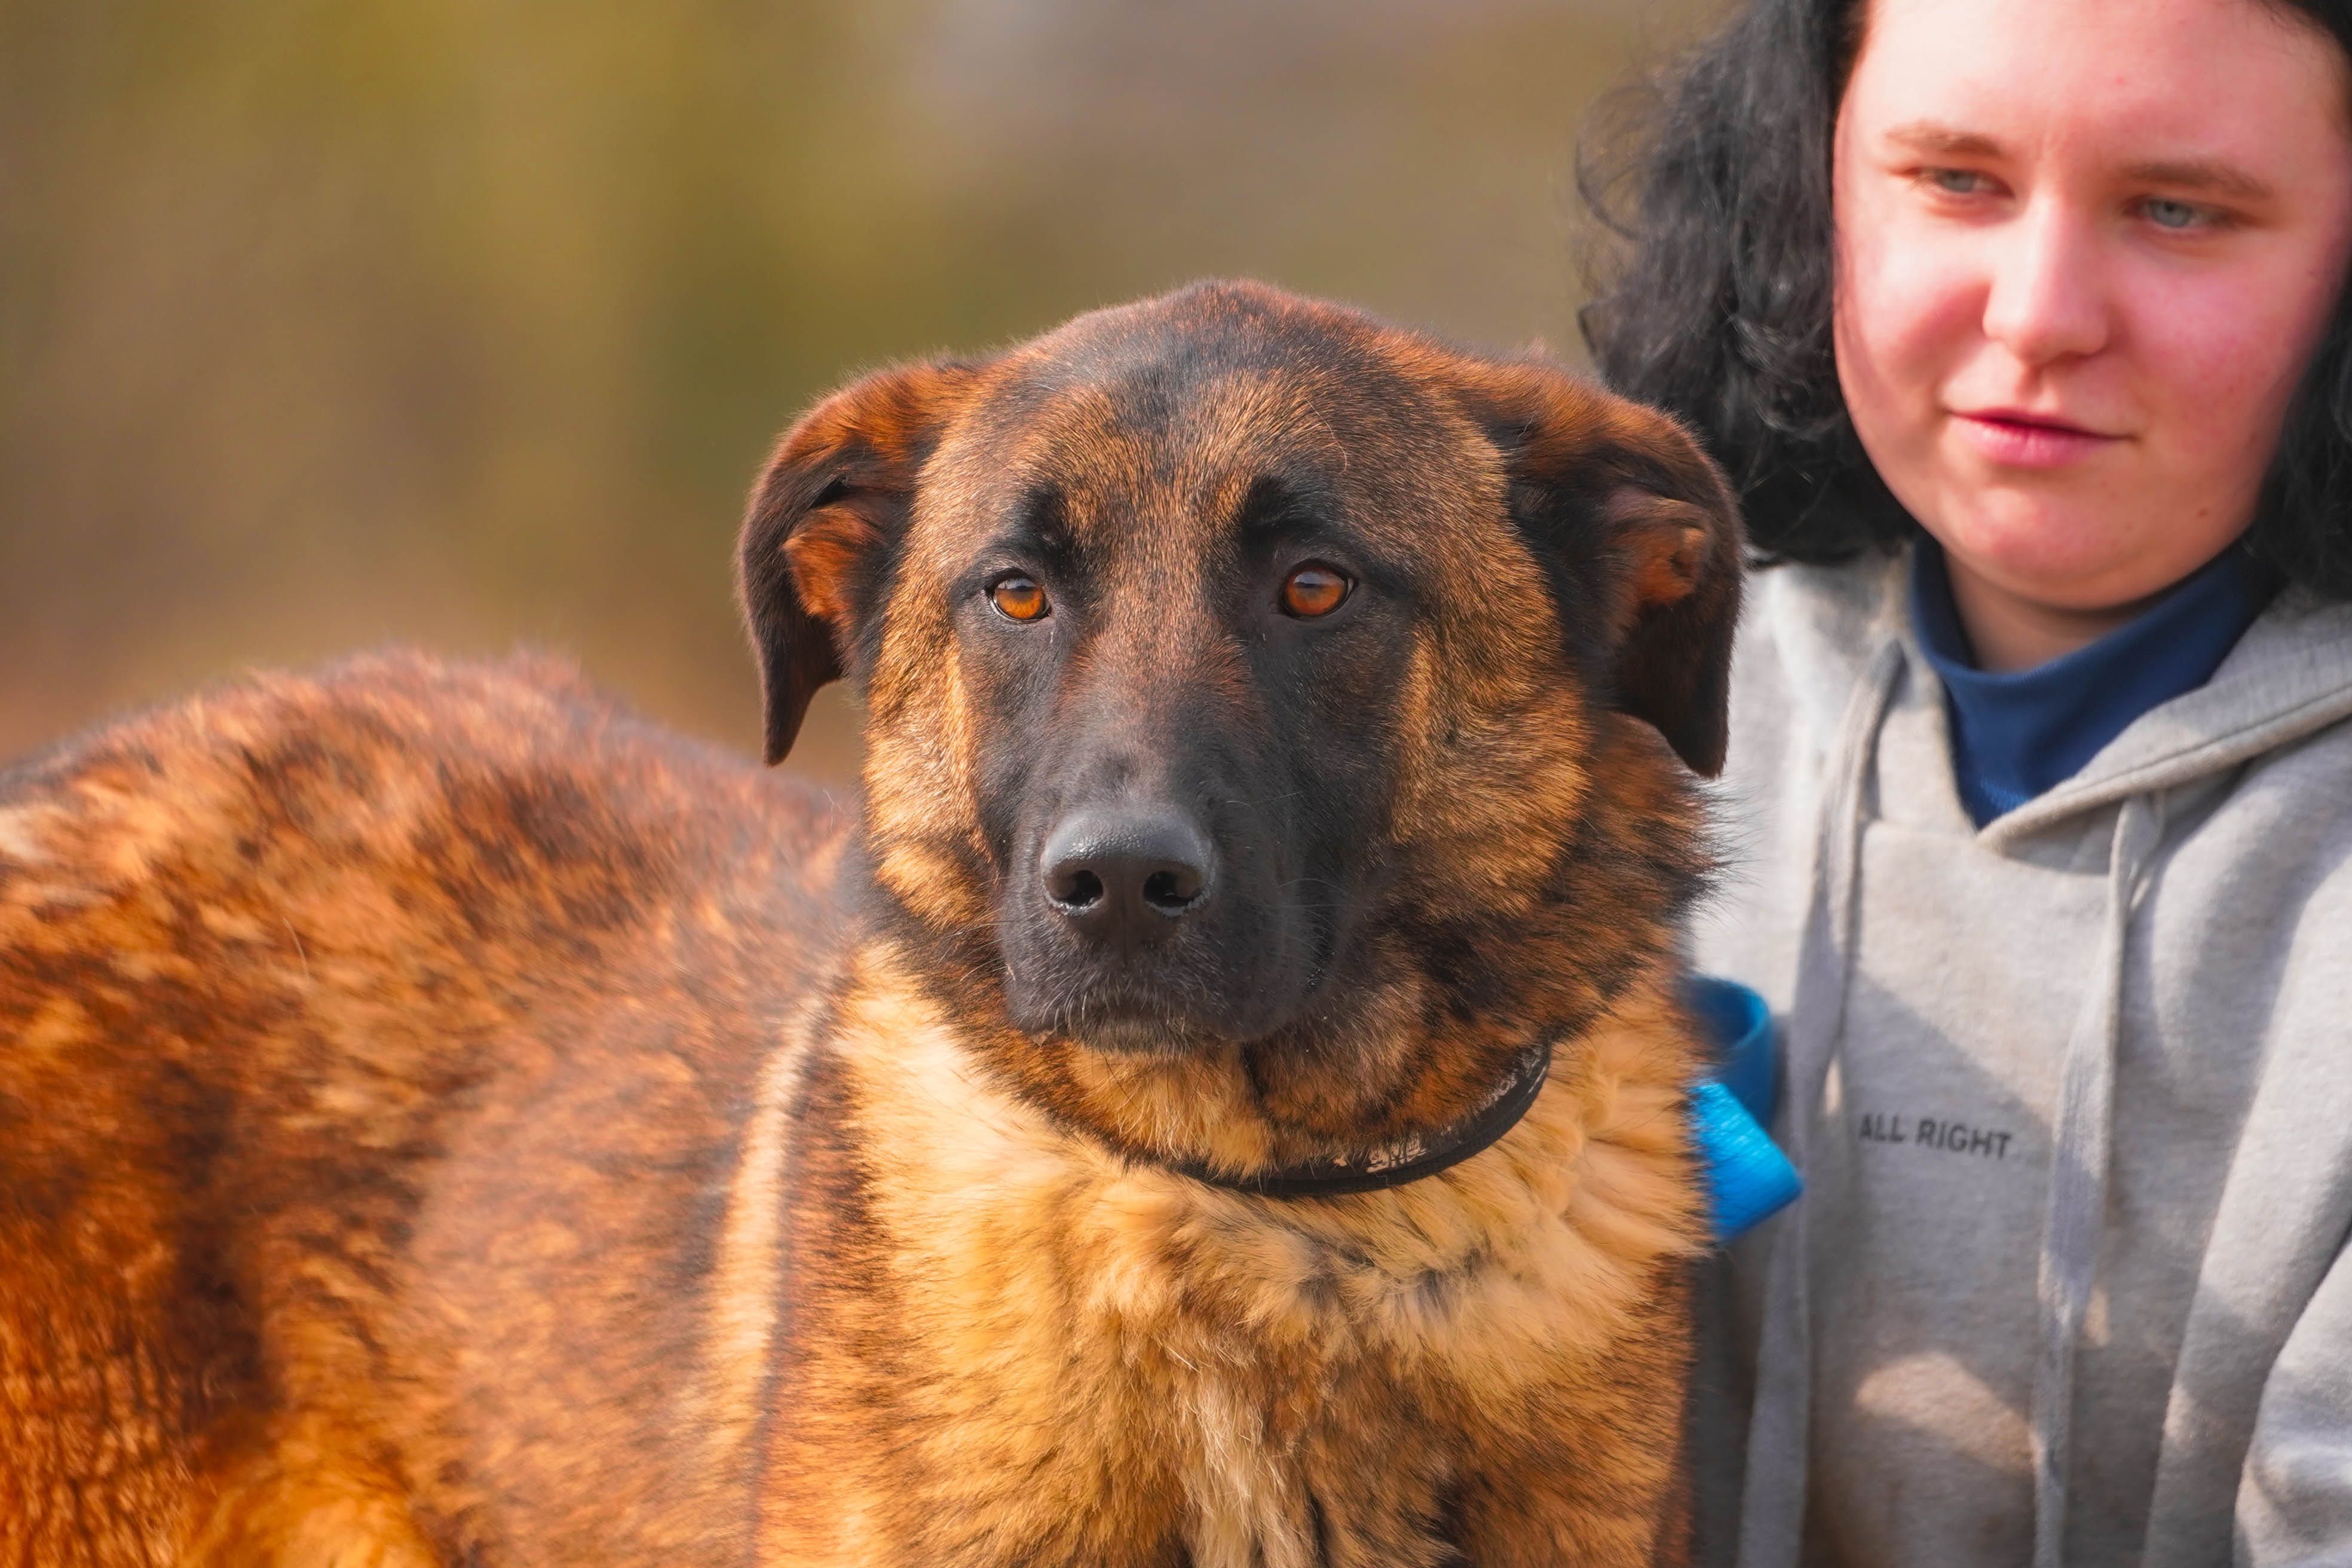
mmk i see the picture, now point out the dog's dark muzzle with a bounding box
[999,793,1309,1049]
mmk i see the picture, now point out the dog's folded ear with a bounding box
[1456,363,1745,777]
[737,360,982,765]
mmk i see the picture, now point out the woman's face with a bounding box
[1832,0,2352,650]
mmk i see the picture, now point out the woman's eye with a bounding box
[1279,563,1352,619]
[1922,167,1988,197]
[988,574,1049,621]
[2141,197,2207,231]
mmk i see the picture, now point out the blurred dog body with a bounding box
[0,283,1741,1566]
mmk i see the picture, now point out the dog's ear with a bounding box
[736,359,982,765]
[1456,363,1745,776]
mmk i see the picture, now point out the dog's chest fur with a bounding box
[739,951,1699,1568]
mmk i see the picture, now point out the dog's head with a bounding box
[740,282,1739,1167]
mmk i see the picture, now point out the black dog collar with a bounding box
[1160,1039,1556,1199]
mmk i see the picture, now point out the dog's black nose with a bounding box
[1040,808,1212,941]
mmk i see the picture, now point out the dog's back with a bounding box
[0,652,845,1564]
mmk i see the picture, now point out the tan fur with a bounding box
[756,948,1698,1566]
[0,283,1741,1564]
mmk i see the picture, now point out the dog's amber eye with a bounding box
[1279,564,1351,619]
[990,574,1049,621]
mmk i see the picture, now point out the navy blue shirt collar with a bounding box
[1909,538,2271,827]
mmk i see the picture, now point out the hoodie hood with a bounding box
[1987,583,2352,844]
[1757,552,2352,837]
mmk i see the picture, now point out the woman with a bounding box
[1581,0,2352,1563]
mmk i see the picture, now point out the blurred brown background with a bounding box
[0,0,1714,785]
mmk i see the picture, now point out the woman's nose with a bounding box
[1980,201,2112,366]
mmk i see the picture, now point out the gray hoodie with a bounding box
[1689,549,2352,1567]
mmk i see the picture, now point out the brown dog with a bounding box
[0,281,1741,1566]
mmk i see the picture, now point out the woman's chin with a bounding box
[1921,509,2185,616]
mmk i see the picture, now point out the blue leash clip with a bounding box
[1685,976,1802,1243]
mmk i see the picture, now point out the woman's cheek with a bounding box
[2134,263,2334,503]
[1837,229,1984,492]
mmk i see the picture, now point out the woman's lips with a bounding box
[1950,408,2124,468]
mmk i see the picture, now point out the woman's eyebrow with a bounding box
[2119,158,2275,202]
[1881,121,2005,159]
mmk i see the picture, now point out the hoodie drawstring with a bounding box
[2031,791,2163,1566]
[1736,641,1903,1568]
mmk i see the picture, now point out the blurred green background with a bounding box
[0,0,1713,783]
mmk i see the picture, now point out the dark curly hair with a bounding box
[1578,0,2352,596]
